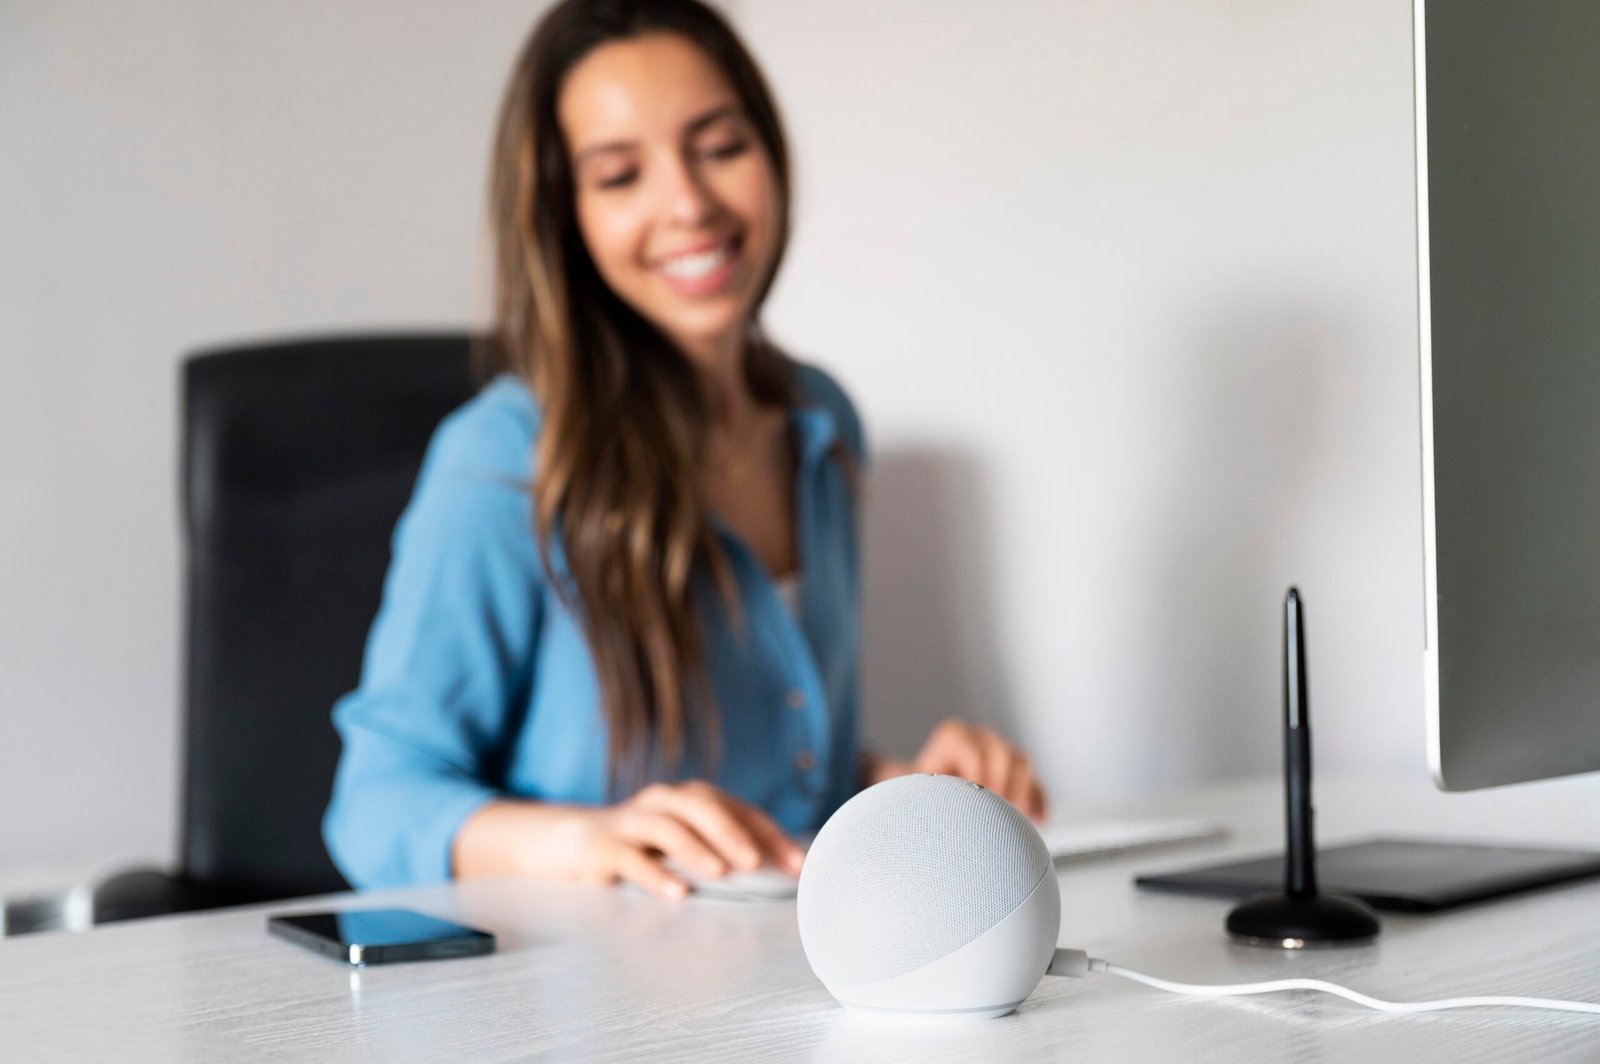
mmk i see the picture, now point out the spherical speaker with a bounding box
[796,773,1060,1018]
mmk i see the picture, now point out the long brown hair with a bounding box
[487,0,796,791]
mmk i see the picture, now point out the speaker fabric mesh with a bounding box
[797,774,1052,987]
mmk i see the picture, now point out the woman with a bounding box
[324,0,1045,900]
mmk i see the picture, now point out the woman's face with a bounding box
[559,33,780,363]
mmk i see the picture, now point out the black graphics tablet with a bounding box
[1135,837,1600,912]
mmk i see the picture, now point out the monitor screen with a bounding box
[1417,0,1600,789]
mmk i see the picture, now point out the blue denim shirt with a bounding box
[323,364,865,889]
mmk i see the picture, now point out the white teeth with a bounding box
[658,244,731,280]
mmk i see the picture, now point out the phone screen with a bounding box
[268,908,495,965]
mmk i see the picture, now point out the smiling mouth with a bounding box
[654,237,740,284]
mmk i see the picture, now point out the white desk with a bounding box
[5,773,1600,1062]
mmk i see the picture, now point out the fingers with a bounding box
[913,719,1049,821]
[728,799,806,875]
[1027,776,1048,822]
[605,840,689,901]
[633,782,798,873]
[978,729,1012,795]
[614,811,728,878]
[982,732,1046,821]
[640,782,761,871]
[1011,758,1048,822]
[914,720,984,781]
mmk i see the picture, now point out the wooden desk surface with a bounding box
[5,773,1600,1062]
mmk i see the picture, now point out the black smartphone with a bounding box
[267,908,495,966]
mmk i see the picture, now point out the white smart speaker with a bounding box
[796,773,1061,1019]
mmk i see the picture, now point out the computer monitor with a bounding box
[1416,0,1600,790]
[1133,2,1600,912]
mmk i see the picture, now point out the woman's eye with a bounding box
[700,139,749,161]
[595,169,639,190]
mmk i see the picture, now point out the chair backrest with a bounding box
[181,334,480,904]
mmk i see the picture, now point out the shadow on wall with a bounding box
[1121,298,1346,784]
[858,303,1349,793]
[859,447,1024,761]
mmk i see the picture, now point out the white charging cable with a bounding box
[1046,948,1600,1016]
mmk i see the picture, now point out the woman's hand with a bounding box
[864,719,1047,822]
[577,781,806,899]
[453,780,805,901]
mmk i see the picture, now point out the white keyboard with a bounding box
[670,816,1224,902]
[1038,816,1224,860]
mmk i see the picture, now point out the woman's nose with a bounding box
[658,156,717,226]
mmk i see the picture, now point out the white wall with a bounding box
[0,0,1422,877]
[740,0,1423,803]
[0,0,548,874]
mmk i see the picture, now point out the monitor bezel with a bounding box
[1413,0,1446,789]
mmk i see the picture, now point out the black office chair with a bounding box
[93,334,482,922]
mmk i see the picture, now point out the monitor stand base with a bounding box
[1226,890,1380,947]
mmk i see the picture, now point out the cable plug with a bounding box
[1046,948,1092,977]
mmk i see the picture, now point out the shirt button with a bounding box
[785,689,806,709]
[795,749,815,772]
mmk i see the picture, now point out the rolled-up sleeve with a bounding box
[323,397,543,889]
